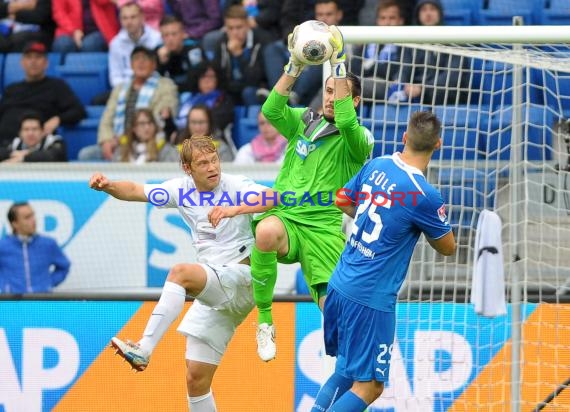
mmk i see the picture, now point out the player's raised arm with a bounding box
[208,189,280,228]
[329,25,349,100]
[89,172,147,202]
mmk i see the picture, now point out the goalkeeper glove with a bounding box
[328,25,346,78]
[284,26,305,78]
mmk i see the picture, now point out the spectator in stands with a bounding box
[264,0,345,106]
[0,0,54,52]
[0,112,67,162]
[108,1,162,88]
[51,0,120,53]
[351,0,406,103]
[395,0,469,105]
[211,5,271,106]
[78,46,178,161]
[156,15,207,93]
[114,108,178,163]
[117,0,163,31]
[234,111,286,164]
[174,104,235,162]
[166,0,222,44]
[0,41,86,150]
[202,0,281,57]
[0,202,70,294]
[172,63,235,133]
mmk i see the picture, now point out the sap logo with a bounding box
[295,140,319,160]
[0,328,79,412]
[147,207,197,286]
[0,200,73,246]
[296,330,472,411]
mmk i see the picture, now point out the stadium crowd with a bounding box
[0,0,553,163]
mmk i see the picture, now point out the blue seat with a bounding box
[3,52,62,87]
[438,168,496,227]
[246,105,262,119]
[477,0,536,25]
[60,118,99,160]
[432,105,482,160]
[235,118,259,148]
[363,104,413,157]
[56,52,109,106]
[480,105,554,161]
[0,53,4,91]
[63,52,107,69]
[542,69,570,118]
[441,0,482,24]
[540,0,570,24]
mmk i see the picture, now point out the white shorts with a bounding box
[177,263,254,358]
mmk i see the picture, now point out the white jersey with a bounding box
[144,173,268,265]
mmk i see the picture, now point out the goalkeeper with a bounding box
[209,25,373,362]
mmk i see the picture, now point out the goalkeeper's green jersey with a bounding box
[260,89,374,229]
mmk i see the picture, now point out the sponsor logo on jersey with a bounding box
[438,204,447,223]
[295,139,321,160]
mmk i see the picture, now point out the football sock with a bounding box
[311,372,353,411]
[251,246,278,325]
[330,390,368,412]
[187,391,217,412]
[138,281,186,354]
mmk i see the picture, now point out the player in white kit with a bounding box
[89,136,270,412]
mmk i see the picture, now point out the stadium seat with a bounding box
[363,104,413,157]
[60,115,100,161]
[3,52,62,88]
[246,105,262,119]
[438,168,496,227]
[541,68,570,118]
[56,52,109,106]
[0,53,4,91]
[477,0,536,25]
[235,118,259,148]
[540,0,570,25]
[432,105,482,160]
[480,105,554,161]
[440,0,480,25]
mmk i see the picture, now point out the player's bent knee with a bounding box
[354,380,384,404]
[255,217,286,250]
[167,263,204,290]
[186,368,211,394]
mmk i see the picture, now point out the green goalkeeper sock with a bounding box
[251,246,278,325]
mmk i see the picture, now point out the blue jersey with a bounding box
[329,153,452,312]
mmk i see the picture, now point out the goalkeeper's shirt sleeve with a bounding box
[261,89,304,141]
[334,95,374,161]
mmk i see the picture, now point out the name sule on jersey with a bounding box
[369,169,397,195]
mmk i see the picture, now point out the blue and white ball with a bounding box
[292,20,334,66]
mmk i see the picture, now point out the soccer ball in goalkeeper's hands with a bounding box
[291,20,334,65]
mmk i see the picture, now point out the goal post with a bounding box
[339,23,570,411]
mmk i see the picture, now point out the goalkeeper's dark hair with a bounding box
[406,111,441,153]
[327,72,361,98]
[346,72,361,98]
[19,111,43,128]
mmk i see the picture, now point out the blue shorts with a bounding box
[323,287,396,382]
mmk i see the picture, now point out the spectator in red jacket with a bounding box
[52,0,120,53]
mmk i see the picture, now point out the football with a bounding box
[291,20,334,66]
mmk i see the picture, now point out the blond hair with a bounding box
[179,135,218,167]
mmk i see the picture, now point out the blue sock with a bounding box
[330,390,368,412]
[311,372,353,411]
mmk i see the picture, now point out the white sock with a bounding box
[188,391,217,412]
[138,281,186,354]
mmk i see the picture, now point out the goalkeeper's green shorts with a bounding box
[253,211,346,303]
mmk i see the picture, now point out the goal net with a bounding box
[344,25,570,411]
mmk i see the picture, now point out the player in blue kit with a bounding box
[311,111,456,412]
